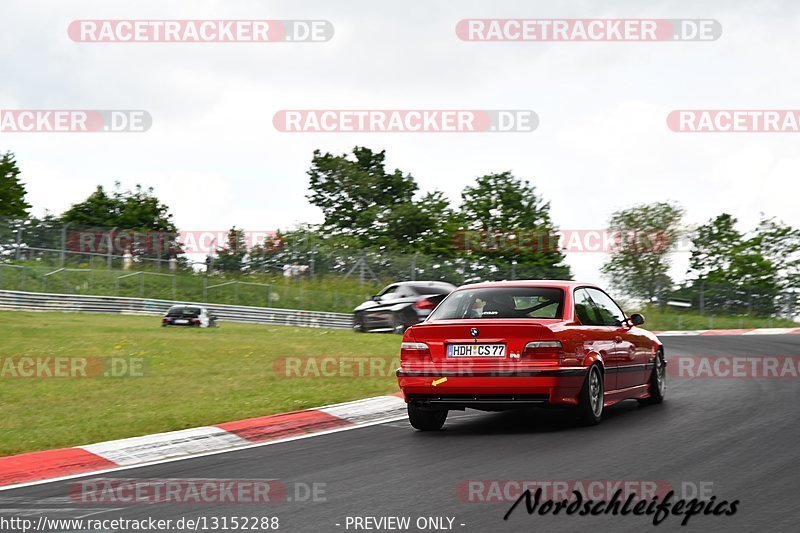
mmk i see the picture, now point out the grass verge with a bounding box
[0,311,400,456]
[641,306,797,330]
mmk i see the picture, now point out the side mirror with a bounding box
[371,295,381,302]
[628,313,645,327]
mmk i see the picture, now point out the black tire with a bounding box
[640,351,666,405]
[576,365,604,425]
[392,313,408,334]
[408,402,447,431]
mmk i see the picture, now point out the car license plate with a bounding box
[174,319,188,324]
[447,344,506,357]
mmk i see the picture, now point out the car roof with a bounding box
[454,280,600,291]
[393,281,456,287]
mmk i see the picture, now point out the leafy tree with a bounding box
[61,183,175,231]
[307,147,418,242]
[602,202,684,302]
[682,213,782,315]
[213,227,247,273]
[688,213,743,278]
[60,183,179,262]
[248,230,288,273]
[458,172,571,280]
[0,151,31,219]
[748,216,800,291]
[382,191,461,255]
[460,172,554,231]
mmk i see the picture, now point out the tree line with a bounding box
[2,146,799,315]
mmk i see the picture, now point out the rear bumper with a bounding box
[396,366,588,409]
[355,307,427,332]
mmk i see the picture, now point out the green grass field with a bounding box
[1,307,795,457]
[0,311,401,456]
[0,262,382,313]
[639,306,797,330]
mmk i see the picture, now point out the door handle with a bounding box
[614,336,623,343]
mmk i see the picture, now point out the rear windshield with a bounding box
[409,284,453,295]
[166,306,202,317]
[428,287,564,320]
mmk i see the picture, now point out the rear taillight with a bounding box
[413,298,436,310]
[400,342,431,361]
[192,318,201,324]
[162,317,170,322]
[522,341,565,359]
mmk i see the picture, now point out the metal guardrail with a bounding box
[0,290,353,329]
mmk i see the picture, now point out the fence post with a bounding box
[411,253,418,281]
[203,276,208,301]
[107,227,117,271]
[699,279,705,315]
[172,274,177,299]
[21,266,26,291]
[234,282,239,305]
[60,222,71,268]
[140,272,144,298]
[267,284,272,307]
[15,227,22,260]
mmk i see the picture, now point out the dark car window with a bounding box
[166,306,201,317]
[378,285,401,300]
[585,288,626,327]
[428,287,564,320]
[573,288,604,326]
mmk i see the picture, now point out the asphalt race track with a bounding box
[2,335,799,533]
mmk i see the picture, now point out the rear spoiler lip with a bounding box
[415,319,564,326]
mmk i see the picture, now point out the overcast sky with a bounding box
[2,0,800,286]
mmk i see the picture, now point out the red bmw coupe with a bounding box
[396,280,666,430]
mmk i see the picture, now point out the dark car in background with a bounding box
[353,281,456,333]
[162,305,218,328]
